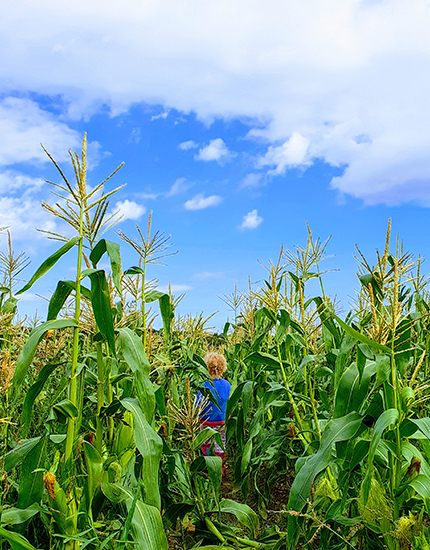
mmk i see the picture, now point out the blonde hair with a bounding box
[204,352,227,379]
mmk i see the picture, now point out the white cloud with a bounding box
[178,140,198,151]
[135,192,159,200]
[0,196,59,242]
[257,132,310,175]
[241,173,264,189]
[0,171,45,194]
[166,177,194,196]
[240,209,263,230]
[158,283,192,293]
[114,199,146,221]
[128,127,141,144]
[4,1,430,202]
[195,139,232,163]
[184,193,223,210]
[151,110,169,121]
[194,271,224,279]
[0,97,81,166]
[16,292,42,302]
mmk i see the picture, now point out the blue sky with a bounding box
[2,0,430,329]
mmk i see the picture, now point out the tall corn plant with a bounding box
[285,222,430,549]
[5,136,169,549]
[14,133,124,464]
[118,211,176,350]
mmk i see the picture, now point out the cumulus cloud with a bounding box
[178,140,198,150]
[0,196,59,243]
[241,173,265,189]
[151,110,169,121]
[194,271,224,279]
[158,283,192,293]
[184,193,223,210]
[257,132,310,175]
[128,127,141,144]
[135,192,159,200]
[3,1,430,203]
[17,292,43,302]
[166,177,194,196]
[0,171,45,194]
[0,97,81,166]
[195,139,232,163]
[114,199,146,220]
[240,209,263,230]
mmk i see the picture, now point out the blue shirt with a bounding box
[197,378,231,423]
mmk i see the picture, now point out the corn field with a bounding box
[2,136,430,550]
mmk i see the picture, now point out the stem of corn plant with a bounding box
[391,341,402,518]
[96,342,104,454]
[103,342,114,444]
[141,256,147,349]
[65,222,84,464]
[309,375,321,441]
[277,341,308,446]
[107,374,114,443]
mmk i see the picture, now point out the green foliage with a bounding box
[4,140,430,550]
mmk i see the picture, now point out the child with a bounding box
[198,352,231,472]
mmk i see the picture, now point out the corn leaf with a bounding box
[122,398,162,510]
[159,293,172,345]
[145,290,166,303]
[12,319,77,392]
[332,313,391,353]
[16,237,79,295]
[288,411,363,512]
[89,239,122,295]
[0,528,39,550]
[193,427,222,450]
[101,483,168,550]
[217,499,259,538]
[409,475,430,506]
[204,456,222,504]
[362,408,399,505]
[0,504,41,526]
[47,280,91,321]
[287,411,362,550]
[408,418,430,439]
[118,327,155,424]
[88,269,116,355]
[21,362,63,437]
[124,266,144,275]
[241,440,253,476]
[83,441,104,508]
[333,361,375,418]
[17,435,47,510]
[4,437,42,472]
[245,351,281,369]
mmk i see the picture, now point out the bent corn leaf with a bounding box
[362,408,399,505]
[4,437,42,472]
[332,313,391,353]
[288,411,363,512]
[334,361,375,418]
[0,504,41,526]
[88,269,116,354]
[118,327,155,423]
[101,483,168,550]
[122,398,163,510]
[218,499,259,538]
[21,362,63,436]
[0,528,39,550]
[16,237,79,295]
[90,239,122,295]
[12,319,77,391]
[47,280,91,321]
